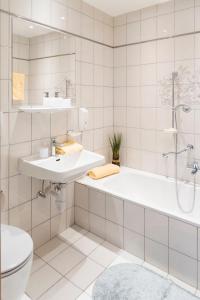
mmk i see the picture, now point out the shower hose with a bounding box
[174,112,196,213]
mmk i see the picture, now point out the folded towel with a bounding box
[56,141,83,156]
[13,72,25,101]
[88,164,120,180]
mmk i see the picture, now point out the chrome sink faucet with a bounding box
[51,138,57,156]
[51,138,64,156]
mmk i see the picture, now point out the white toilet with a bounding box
[1,224,33,300]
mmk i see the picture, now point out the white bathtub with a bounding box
[78,166,200,227]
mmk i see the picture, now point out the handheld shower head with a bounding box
[182,105,192,113]
[174,104,192,113]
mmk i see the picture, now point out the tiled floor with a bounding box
[26,225,200,300]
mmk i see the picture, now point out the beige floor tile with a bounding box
[35,237,69,262]
[85,280,97,297]
[48,246,85,275]
[26,264,61,300]
[77,292,92,300]
[89,241,119,267]
[119,249,144,264]
[66,258,104,290]
[59,225,88,244]
[31,254,45,273]
[109,250,144,267]
[39,278,82,300]
[73,232,104,256]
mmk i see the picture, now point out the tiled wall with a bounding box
[113,0,200,181]
[75,182,200,288]
[0,0,113,248]
[1,0,200,252]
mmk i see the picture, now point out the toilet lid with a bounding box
[1,224,33,274]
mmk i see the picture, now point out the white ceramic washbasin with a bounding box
[19,150,105,183]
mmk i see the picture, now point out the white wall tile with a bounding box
[10,0,31,18]
[169,218,197,258]
[157,14,174,38]
[175,0,194,11]
[75,183,89,210]
[141,5,157,20]
[124,228,144,259]
[89,213,106,239]
[141,41,156,64]
[114,107,126,127]
[89,188,106,218]
[127,66,140,86]
[32,0,51,24]
[51,210,71,238]
[9,112,31,144]
[9,142,31,176]
[127,44,140,66]
[114,47,126,67]
[175,8,194,35]
[175,36,194,60]
[127,22,140,44]
[32,196,51,227]
[126,107,140,128]
[32,220,51,249]
[124,201,144,234]
[169,249,197,287]
[9,175,31,208]
[145,238,168,273]
[32,113,51,140]
[106,194,123,226]
[75,206,89,230]
[145,209,168,245]
[157,1,174,15]
[141,64,157,85]
[106,220,123,248]
[114,25,126,46]
[141,18,157,41]
[9,201,31,232]
[127,10,141,23]
[157,39,174,62]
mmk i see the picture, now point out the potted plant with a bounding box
[109,133,122,166]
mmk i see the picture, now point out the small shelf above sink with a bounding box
[18,105,75,113]
[19,150,105,183]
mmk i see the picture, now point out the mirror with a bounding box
[12,17,76,107]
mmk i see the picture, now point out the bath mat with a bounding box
[92,263,198,300]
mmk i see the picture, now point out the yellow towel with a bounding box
[13,72,25,101]
[88,164,120,180]
[56,141,83,156]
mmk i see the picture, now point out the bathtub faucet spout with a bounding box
[162,144,194,158]
[188,161,200,175]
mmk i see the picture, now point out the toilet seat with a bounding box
[1,225,33,278]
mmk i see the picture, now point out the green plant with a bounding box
[109,133,122,160]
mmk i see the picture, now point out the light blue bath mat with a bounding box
[92,263,198,300]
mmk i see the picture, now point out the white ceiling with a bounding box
[83,0,170,16]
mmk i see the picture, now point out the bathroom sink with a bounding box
[19,150,105,183]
